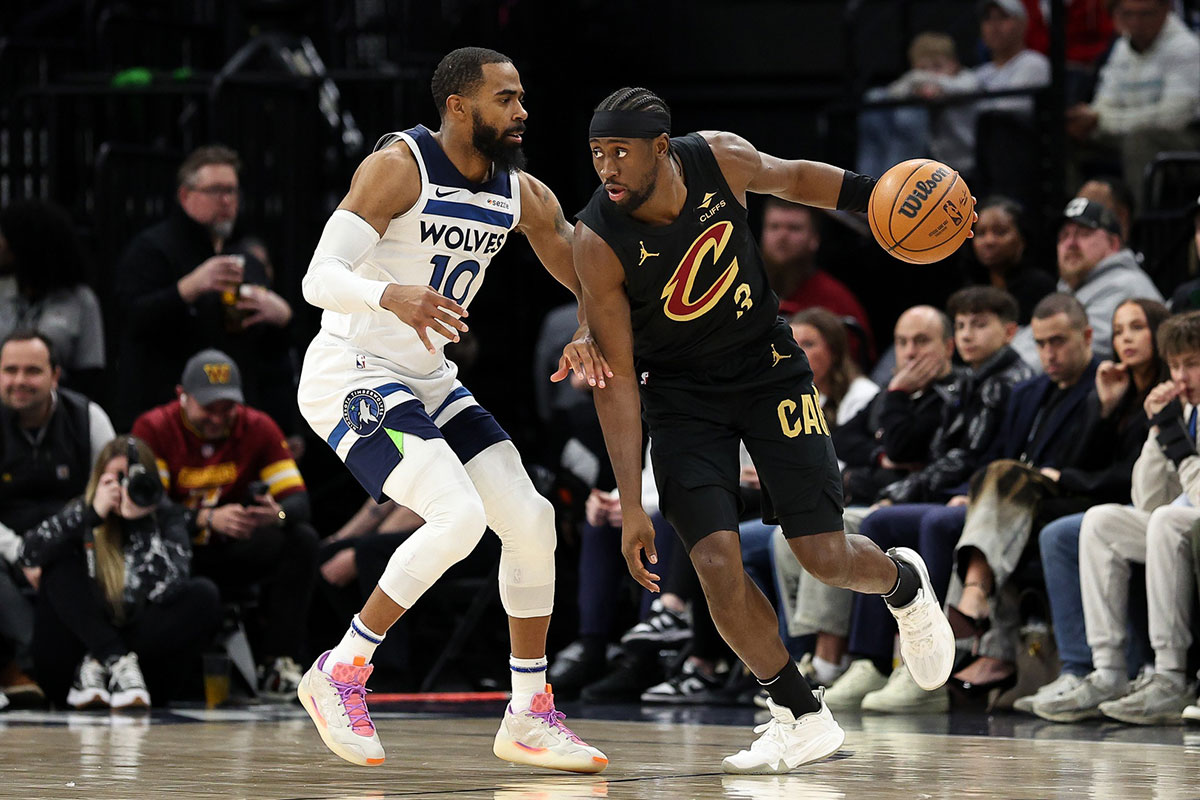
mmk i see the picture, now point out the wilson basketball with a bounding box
[868,159,975,264]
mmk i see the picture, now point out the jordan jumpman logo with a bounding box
[771,344,792,367]
[638,241,659,266]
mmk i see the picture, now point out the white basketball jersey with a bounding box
[317,124,522,375]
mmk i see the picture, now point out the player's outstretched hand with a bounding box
[551,326,613,388]
[621,508,660,593]
[381,284,469,354]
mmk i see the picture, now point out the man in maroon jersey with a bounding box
[132,348,318,699]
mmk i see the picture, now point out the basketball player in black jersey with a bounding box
[574,88,957,774]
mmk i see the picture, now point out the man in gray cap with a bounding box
[132,348,319,700]
[1012,198,1163,368]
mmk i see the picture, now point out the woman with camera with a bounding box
[20,436,221,709]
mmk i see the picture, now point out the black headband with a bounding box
[588,110,671,140]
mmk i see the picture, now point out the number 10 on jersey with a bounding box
[429,255,481,304]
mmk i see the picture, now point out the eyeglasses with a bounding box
[187,184,240,198]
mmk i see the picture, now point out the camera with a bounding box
[123,439,163,508]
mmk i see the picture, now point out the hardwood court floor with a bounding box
[1,703,1197,799]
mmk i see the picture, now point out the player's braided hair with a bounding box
[594,87,670,116]
[431,47,513,118]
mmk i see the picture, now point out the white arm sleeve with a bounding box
[88,402,116,462]
[301,209,391,314]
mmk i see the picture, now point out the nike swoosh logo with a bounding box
[434,188,458,198]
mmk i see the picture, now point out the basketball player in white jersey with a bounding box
[295,47,610,773]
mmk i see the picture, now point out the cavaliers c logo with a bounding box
[660,221,740,322]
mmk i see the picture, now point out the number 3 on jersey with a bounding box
[429,254,480,304]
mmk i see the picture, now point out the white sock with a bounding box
[323,614,386,675]
[509,655,548,711]
[812,655,848,686]
[1094,668,1125,689]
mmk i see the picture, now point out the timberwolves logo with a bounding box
[342,389,385,437]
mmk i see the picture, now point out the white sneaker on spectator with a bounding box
[885,547,955,691]
[1183,702,1200,723]
[621,598,692,649]
[1032,671,1127,723]
[493,686,608,773]
[861,664,949,713]
[722,691,845,774]
[260,656,304,699]
[297,651,385,766]
[107,653,150,709]
[1012,672,1084,715]
[0,690,8,711]
[821,659,888,711]
[67,655,110,709]
[1099,674,1195,726]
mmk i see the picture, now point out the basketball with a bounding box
[868,159,975,264]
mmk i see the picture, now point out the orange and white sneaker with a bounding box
[297,651,385,767]
[493,685,608,773]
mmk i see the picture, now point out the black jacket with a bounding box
[113,207,294,430]
[835,370,960,505]
[1057,380,1151,504]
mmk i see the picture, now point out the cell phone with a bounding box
[247,480,269,501]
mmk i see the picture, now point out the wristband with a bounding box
[837,171,877,213]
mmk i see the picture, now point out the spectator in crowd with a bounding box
[1033,309,1200,724]
[857,32,980,178]
[131,349,318,698]
[944,294,1101,697]
[975,0,1052,117]
[1012,198,1162,368]
[761,202,875,361]
[1019,297,1168,714]
[963,196,1057,324]
[21,436,221,709]
[820,287,1032,712]
[789,308,879,430]
[1065,0,1200,208]
[1021,0,1116,104]
[0,201,106,398]
[776,306,958,691]
[113,145,296,430]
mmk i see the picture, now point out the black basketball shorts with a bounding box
[641,345,845,552]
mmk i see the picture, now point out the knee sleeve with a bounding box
[376,436,487,609]
[465,441,556,618]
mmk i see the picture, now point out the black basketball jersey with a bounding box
[576,133,783,387]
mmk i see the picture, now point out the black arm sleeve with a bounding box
[836,171,877,213]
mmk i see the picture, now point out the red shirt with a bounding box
[778,270,877,362]
[132,400,305,511]
[1023,0,1115,65]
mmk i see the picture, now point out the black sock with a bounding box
[758,661,820,716]
[883,556,920,608]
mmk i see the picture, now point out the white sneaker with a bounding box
[1012,673,1084,715]
[1183,702,1200,723]
[260,656,304,700]
[885,547,955,691]
[1032,671,1127,723]
[107,653,150,710]
[493,685,608,773]
[1099,674,1195,726]
[861,664,949,713]
[297,651,385,766]
[821,659,888,711]
[0,690,8,711]
[67,656,111,710]
[722,691,845,774]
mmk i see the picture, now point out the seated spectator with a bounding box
[1019,298,1168,714]
[975,0,1052,117]
[113,145,296,430]
[963,196,1057,324]
[1011,198,1162,367]
[132,349,318,698]
[1065,0,1200,209]
[761,202,875,362]
[1021,0,1116,104]
[1034,309,1200,723]
[789,308,879,431]
[776,305,958,691]
[0,201,105,397]
[0,330,115,707]
[21,436,221,709]
[857,32,980,178]
[946,294,1102,696]
[1167,196,1200,311]
[820,287,1033,713]
[1076,175,1136,246]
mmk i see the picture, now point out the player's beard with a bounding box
[609,174,657,214]
[471,111,527,173]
